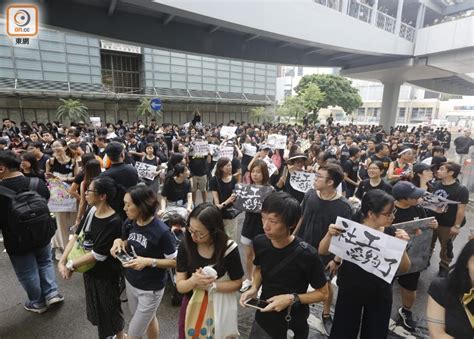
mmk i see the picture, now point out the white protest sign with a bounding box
[233,184,274,213]
[289,171,316,193]
[421,191,460,213]
[267,134,287,149]
[392,217,435,274]
[135,162,158,181]
[218,146,234,160]
[329,217,407,283]
[299,139,311,152]
[90,117,101,128]
[193,141,209,157]
[263,156,278,176]
[220,126,237,139]
[242,143,257,157]
[47,178,77,213]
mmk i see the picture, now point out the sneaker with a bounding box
[24,301,47,314]
[46,294,64,307]
[239,279,252,293]
[321,314,333,336]
[398,307,417,331]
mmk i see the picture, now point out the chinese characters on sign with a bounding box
[289,171,316,193]
[299,139,311,152]
[6,5,39,45]
[233,184,273,213]
[218,146,234,160]
[267,134,287,149]
[392,217,434,274]
[135,162,158,181]
[421,191,459,213]
[263,157,278,176]
[329,217,407,283]
[219,126,237,139]
[192,141,209,157]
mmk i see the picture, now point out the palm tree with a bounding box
[56,98,89,122]
[136,97,162,124]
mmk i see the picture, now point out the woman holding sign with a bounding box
[276,147,307,203]
[319,189,411,339]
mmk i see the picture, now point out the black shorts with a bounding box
[397,271,421,291]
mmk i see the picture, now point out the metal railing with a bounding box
[348,0,372,23]
[399,22,416,42]
[376,11,396,33]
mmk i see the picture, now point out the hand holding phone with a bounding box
[244,298,270,311]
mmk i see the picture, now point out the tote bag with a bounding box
[67,207,96,273]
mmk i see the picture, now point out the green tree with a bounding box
[136,97,162,123]
[56,98,89,122]
[295,74,362,114]
[276,95,307,123]
[250,106,273,123]
[300,83,325,121]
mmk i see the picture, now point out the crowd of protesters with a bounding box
[0,114,473,339]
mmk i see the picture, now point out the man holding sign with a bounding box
[319,190,410,339]
[391,181,438,332]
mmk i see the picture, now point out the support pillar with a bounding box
[415,3,425,29]
[371,0,379,25]
[395,0,404,36]
[341,0,349,14]
[380,82,402,131]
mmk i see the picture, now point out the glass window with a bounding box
[100,50,141,93]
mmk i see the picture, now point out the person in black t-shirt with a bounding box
[111,185,177,339]
[176,203,244,339]
[240,192,328,339]
[432,162,469,277]
[391,181,438,332]
[158,163,193,216]
[427,239,474,339]
[342,146,361,197]
[320,190,411,339]
[59,177,124,339]
[369,143,391,177]
[354,160,392,200]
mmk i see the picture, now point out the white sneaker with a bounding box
[239,279,252,293]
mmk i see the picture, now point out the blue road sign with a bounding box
[150,98,162,111]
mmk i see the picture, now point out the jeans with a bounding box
[9,243,59,306]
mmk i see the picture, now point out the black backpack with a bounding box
[0,178,57,254]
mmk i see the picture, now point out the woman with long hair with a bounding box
[411,163,433,192]
[176,203,244,339]
[209,157,238,239]
[354,161,392,199]
[46,139,79,260]
[110,185,177,339]
[20,151,46,181]
[239,160,273,293]
[58,177,124,339]
[319,189,411,339]
[427,239,474,338]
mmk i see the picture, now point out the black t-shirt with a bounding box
[297,190,353,249]
[37,153,50,172]
[231,157,241,175]
[343,158,359,189]
[209,176,236,208]
[122,218,177,291]
[76,211,122,279]
[340,144,350,165]
[253,235,327,339]
[454,136,474,154]
[337,226,396,296]
[161,178,191,204]
[428,278,474,339]
[355,178,392,199]
[127,141,145,162]
[432,181,469,227]
[176,240,244,298]
[189,156,207,176]
[73,171,85,185]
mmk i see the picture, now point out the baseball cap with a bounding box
[413,163,431,174]
[392,181,425,200]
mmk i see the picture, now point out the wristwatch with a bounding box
[291,293,301,307]
[66,259,75,271]
[454,224,461,229]
[151,259,157,268]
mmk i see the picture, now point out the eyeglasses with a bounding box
[85,189,98,194]
[378,208,397,218]
[187,227,209,239]
[314,172,330,180]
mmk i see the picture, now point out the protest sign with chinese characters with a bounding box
[290,171,316,193]
[267,134,287,149]
[193,141,209,157]
[47,178,77,213]
[220,126,237,139]
[421,191,459,213]
[218,146,234,160]
[329,217,407,283]
[242,143,257,157]
[392,217,434,274]
[263,156,278,176]
[135,162,158,181]
[299,139,311,152]
[233,184,274,213]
